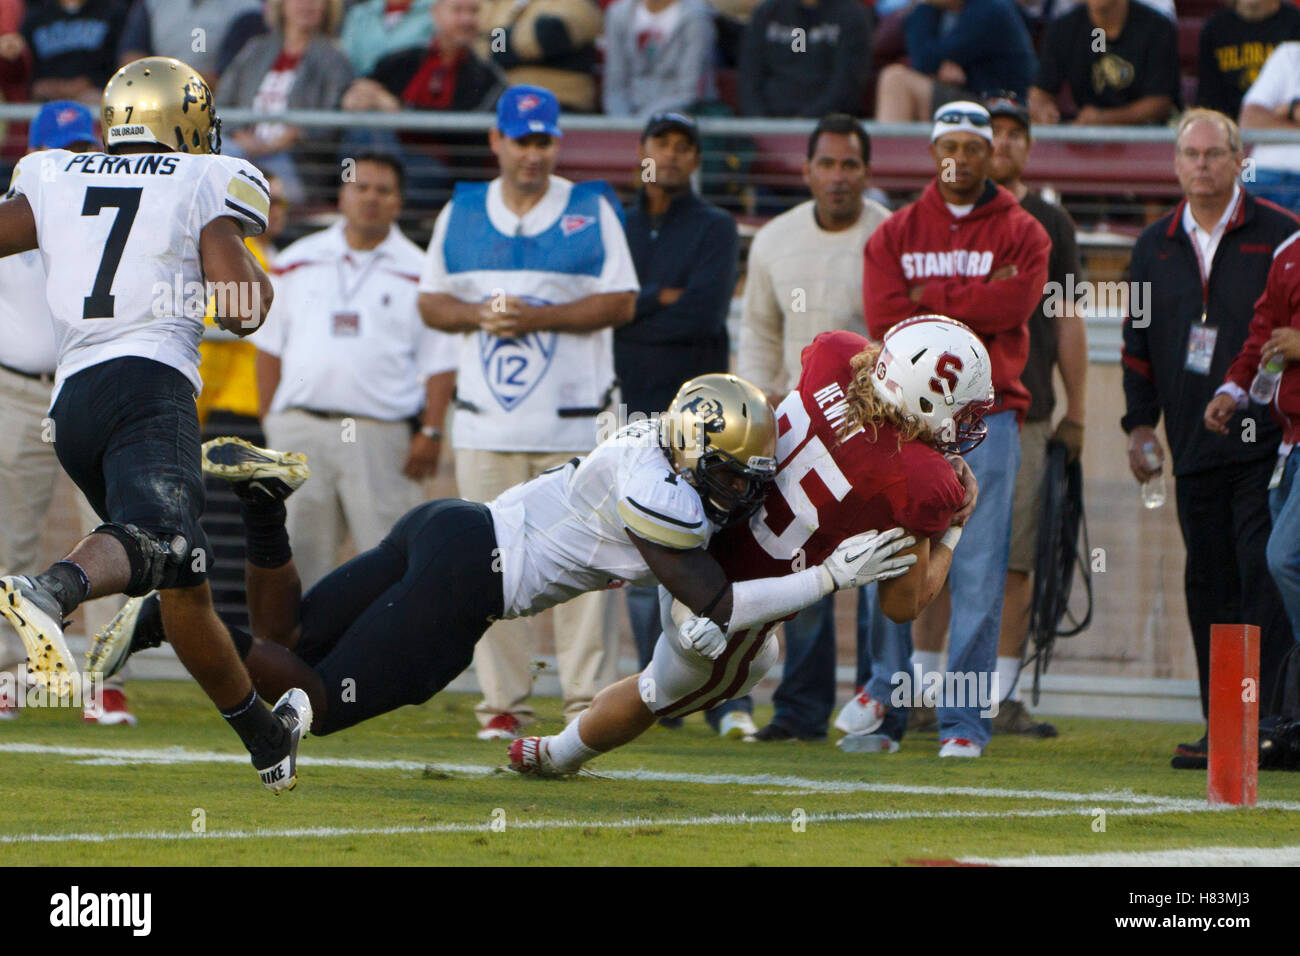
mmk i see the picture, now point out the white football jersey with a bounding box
[7,149,271,403]
[488,419,715,618]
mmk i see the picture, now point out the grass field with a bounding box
[2,681,1298,866]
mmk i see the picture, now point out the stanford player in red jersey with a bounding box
[510,318,993,777]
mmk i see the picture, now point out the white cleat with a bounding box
[0,575,77,697]
[833,689,887,736]
[838,733,900,754]
[938,737,983,758]
[254,688,313,793]
[718,711,759,740]
[201,437,310,502]
[86,592,159,680]
[507,736,574,778]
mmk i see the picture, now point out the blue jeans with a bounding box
[625,585,750,726]
[938,410,1020,746]
[1247,168,1300,217]
[1267,448,1300,641]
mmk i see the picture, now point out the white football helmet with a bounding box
[871,315,995,454]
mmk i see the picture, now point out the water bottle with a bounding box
[1249,355,1286,405]
[1140,441,1165,510]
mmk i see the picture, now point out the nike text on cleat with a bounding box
[833,689,886,736]
[201,437,310,502]
[86,592,162,680]
[507,736,572,777]
[0,575,77,697]
[253,688,312,794]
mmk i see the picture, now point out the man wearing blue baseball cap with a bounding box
[0,102,136,726]
[418,84,640,740]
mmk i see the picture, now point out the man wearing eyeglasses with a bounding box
[860,101,1049,757]
[1124,108,1299,766]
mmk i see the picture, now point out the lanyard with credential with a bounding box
[336,249,385,308]
[1187,190,1240,324]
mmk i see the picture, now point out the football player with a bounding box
[0,57,311,792]
[88,373,918,739]
[509,316,991,777]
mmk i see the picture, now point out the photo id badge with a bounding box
[332,311,360,337]
[1185,324,1217,375]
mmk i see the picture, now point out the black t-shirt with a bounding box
[21,0,128,86]
[1034,1,1180,118]
[1196,4,1300,117]
[1019,190,1082,423]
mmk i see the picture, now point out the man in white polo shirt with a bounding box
[257,152,455,590]
[418,85,639,739]
[0,101,134,725]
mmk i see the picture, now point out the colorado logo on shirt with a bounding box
[900,249,994,280]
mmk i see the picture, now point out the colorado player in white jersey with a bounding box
[92,374,916,739]
[0,57,311,792]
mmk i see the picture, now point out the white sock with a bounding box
[545,713,601,772]
[996,656,1021,702]
[913,650,943,685]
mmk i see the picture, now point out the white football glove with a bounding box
[818,527,917,592]
[677,614,728,660]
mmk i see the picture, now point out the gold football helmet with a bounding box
[661,373,778,526]
[102,56,221,155]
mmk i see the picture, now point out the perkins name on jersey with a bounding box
[64,152,180,176]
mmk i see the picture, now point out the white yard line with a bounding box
[963,845,1300,867]
[6,741,1297,810]
[0,804,1244,846]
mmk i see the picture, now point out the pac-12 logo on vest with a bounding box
[479,296,557,411]
[561,214,595,236]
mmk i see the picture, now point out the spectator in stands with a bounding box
[256,153,453,590]
[418,87,637,740]
[1122,109,1298,765]
[197,174,288,635]
[0,0,29,103]
[1197,0,1300,119]
[985,92,1086,737]
[616,112,748,735]
[0,102,134,725]
[1208,222,1300,727]
[875,0,1037,123]
[738,0,871,118]
[601,0,715,117]
[476,0,602,112]
[862,101,1050,757]
[118,0,265,85]
[738,114,892,743]
[1239,41,1300,216]
[341,0,501,114]
[217,0,355,204]
[340,0,434,76]
[1028,0,1179,126]
[1,0,127,105]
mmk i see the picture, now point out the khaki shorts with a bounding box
[1007,418,1053,574]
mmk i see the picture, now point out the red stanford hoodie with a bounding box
[863,178,1051,422]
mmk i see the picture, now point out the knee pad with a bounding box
[92,523,189,596]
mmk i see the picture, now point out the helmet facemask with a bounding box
[691,449,777,527]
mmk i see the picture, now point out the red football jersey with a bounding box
[711,330,965,583]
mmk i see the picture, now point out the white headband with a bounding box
[931,101,993,144]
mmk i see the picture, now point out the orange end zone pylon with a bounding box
[1207,624,1259,807]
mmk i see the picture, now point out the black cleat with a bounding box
[752,722,826,742]
[201,437,310,504]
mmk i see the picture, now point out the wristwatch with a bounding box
[419,425,443,440]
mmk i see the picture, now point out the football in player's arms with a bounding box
[510,316,992,777]
[90,373,916,742]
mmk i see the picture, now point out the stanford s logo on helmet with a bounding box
[871,315,995,455]
[661,374,778,526]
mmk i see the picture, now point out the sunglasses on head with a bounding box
[935,110,991,127]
